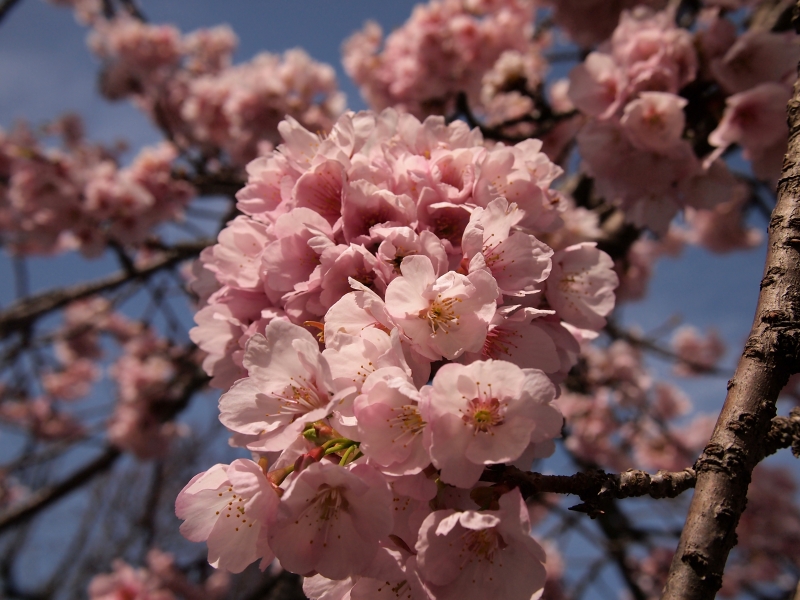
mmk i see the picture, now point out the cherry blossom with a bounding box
[268,462,393,580]
[461,197,553,298]
[415,489,547,600]
[423,360,561,488]
[175,459,278,573]
[218,320,335,452]
[354,367,429,475]
[545,242,618,331]
[7,1,800,598]
[385,255,498,361]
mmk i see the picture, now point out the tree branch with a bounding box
[661,9,800,595]
[0,240,211,339]
[0,0,23,26]
[0,447,120,536]
[0,355,208,537]
[173,169,244,199]
[482,465,697,506]
[605,320,730,377]
[483,408,800,509]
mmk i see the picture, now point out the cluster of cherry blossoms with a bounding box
[0,296,197,458]
[0,116,193,255]
[567,6,800,232]
[71,5,344,167]
[562,7,771,253]
[559,335,720,473]
[343,0,538,118]
[88,549,230,600]
[344,0,792,247]
[177,108,619,596]
[190,108,618,390]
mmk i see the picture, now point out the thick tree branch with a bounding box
[661,10,800,596]
[0,240,211,339]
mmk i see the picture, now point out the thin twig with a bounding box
[118,0,146,21]
[605,320,731,377]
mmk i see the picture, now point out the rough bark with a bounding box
[483,465,697,504]
[661,11,800,597]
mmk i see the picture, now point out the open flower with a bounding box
[354,366,429,475]
[545,242,618,331]
[175,459,278,573]
[461,197,553,298]
[385,255,498,361]
[422,360,562,488]
[269,462,393,580]
[218,319,335,452]
[415,489,547,600]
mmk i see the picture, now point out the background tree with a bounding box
[0,1,799,599]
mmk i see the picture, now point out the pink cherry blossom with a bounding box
[567,52,622,118]
[460,306,561,374]
[385,255,498,361]
[324,284,395,341]
[461,197,553,298]
[202,216,273,291]
[342,0,533,117]
[611,9,697,97]
[620,92,687,154]
[269,462,393,580]
[218,320,335,452]
[473,140,565,231]
[175,459,278,573]
[710,30,800,94]
[577,119,701,233]
[319,244,381,309]
[354,367,429,476]
[88,559,175,600]
[323,328,409,394]
[545,242,618,331]
[684,187,763,254]
[544,0,668,49]
[671,325,726,376]
[261,207,333,299]
[190,288,274,389]
[707,82,791,184]
[373,227,449,288]
[415,488,547,600]
[342,180,416,244]
[423,360,561,488]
